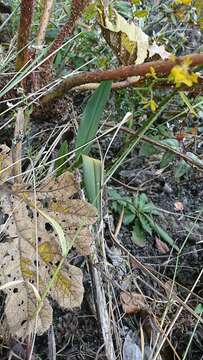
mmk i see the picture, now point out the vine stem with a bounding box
[41,52,203,105]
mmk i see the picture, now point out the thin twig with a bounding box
[105,124,203,172]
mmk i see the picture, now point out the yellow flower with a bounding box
[175,0,192,5]
[146,66,157,79]
[168,57,198,87]
[143,98,158,112]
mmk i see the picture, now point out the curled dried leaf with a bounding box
[120,291,147,314]
[155,237,169,254]
[98,7,149,66]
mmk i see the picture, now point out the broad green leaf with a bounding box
[82,155,102,212]
[55,140,69,176]
[76,81,112,158]
[132,219,146,247]
[139,142,157,156]
[186,152,203,166]
[160,152,175,168]
[175,160,191,179]
[160,139,179,148]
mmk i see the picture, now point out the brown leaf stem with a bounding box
[16,0,35,72]
[40,0,90,80]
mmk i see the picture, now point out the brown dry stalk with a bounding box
[36,0,54,47]
[40,0,90,79]
[16,0,35,72]
[12,108,25,183]
[41,52,203,105]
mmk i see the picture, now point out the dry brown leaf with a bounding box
[98,7,149,66]
[120,291,147,314]
[0,147,97,338]
[155,236,169,254]
[0,144,12,184]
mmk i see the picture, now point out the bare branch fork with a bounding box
[41,53,203,105]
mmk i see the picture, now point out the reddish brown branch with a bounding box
[16,0,35,72]
[40,0,90,80]
[41,52,203,105]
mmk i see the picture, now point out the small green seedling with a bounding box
[109,190,179,250]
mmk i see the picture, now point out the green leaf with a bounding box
[132,219,146,247]
[123,211,135,225]
[175,160,191,180]
[138,193,149,209]
[37,207,68,257]
[186,152,203,166]
[55,140,69,176]
[195,303,203,314]
[83,3,97,21]
[139,142,157,156]
[160,152,175,168]
[152,223,179,251]
[82,155,102,213]
[138,214,152,235]
[108,189,124,201]
[142,203,159,215]
[160,138,179,148]
[76,81,112,158]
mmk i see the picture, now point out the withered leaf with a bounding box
[98,7,149,66]
[120,291,147,314]
[0,147,97,338]
[0,144,12,184]
[155,237,169,254]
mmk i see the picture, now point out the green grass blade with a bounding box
[37,208,68,257]
[76,81,112,158]
[152,222,179,251]
[55,140,69,176]
[82,155,102,213]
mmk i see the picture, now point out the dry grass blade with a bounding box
[36,0,54,47]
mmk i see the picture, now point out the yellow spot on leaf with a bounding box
[39,242,55,263]
[54,271,71,295]
[21,257,35,278]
